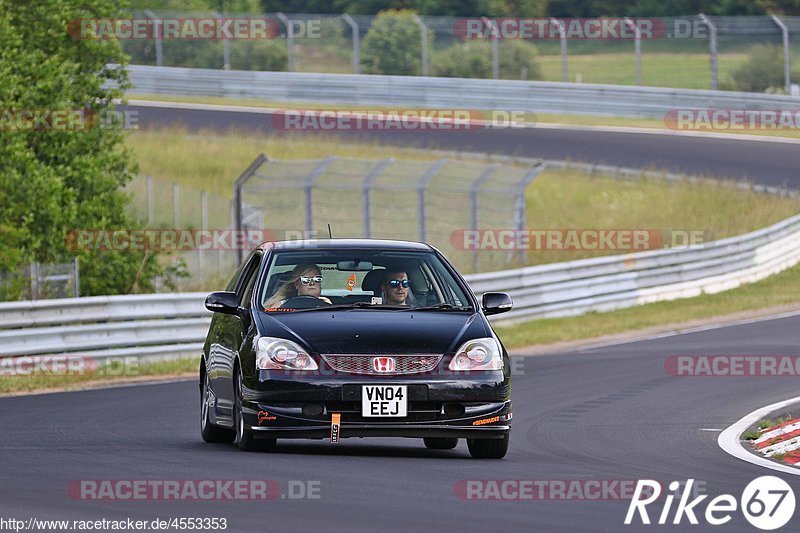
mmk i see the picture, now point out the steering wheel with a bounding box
[280,295,332,309]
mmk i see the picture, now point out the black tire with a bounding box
[423,437,458,450]
[234,370,276,452]
[467,433,509,459]
[200,370,235,443]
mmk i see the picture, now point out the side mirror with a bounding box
[205,291,242,316]
[482,292,513,316]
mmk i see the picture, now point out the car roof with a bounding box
[256,238,434,253]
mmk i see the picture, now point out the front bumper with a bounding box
[241,370,511,440]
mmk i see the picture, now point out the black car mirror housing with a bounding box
[205,291,243,316]
[482,292,513,316]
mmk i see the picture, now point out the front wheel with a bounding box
[234,370,276,452]
[423,437,458,450]
[467,433,509,459]
[200,370,235,443]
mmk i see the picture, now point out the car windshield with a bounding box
[260,248,473,313]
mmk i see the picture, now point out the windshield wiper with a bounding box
[403,303,473,311]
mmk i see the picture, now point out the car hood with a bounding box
[258,310,490,355]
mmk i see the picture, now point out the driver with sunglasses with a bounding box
[381,270,412,306]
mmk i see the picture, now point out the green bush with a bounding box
[725,44,799,93]
[361,9,426,75]
[432,40,541,80]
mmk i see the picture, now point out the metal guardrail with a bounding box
[2,199,800,357]
[127,65,799,119]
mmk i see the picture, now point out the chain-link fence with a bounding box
[0,260,80,301]
[234,154,543,274]
[119,12,800,93]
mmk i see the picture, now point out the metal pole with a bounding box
[30,262,39,300]
[73,256,80,297]
[412,15,429,76]
[772,15,791,94]
[699,14,718,90]
[470,164,500,272]
[213,11,230,70]
[303,157,337,234]
[276,13,295,72]
[342,14,360,74]
[146,175,154,225]
[514,161,545,266]
[172,182,180,228]
[417,159,447,242]
[482,17,499,79]
[233,153,269,264]
[200,191,208,272]
[550,18,567,82]
[145,9,163,66]
[362,158,394,238]
[624,17,642,86]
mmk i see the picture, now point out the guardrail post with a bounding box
[412,15,429,76]
[512,161,545,265]
[303,157,337,235]
[624,17,642,85]
[417,159,447,241]
[144,10,163,66]
[213,11,231,70]
[362,158,394,238]
[550,18,568,82]
[699,14,718,90]
[200,191,208,271]
[277,13,296,72]
[470,164,500,272]
[772,15,791,94]
[234,153,269,264]
[342,14,360,74]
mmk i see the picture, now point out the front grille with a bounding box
[320,354,442,375]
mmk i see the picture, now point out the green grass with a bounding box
[0,356,197,395]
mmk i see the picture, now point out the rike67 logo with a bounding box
[625,477,795,530]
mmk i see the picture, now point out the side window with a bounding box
[238,253,262,308]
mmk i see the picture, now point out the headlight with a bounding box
[448,337,503,371]
[256,337,318,371]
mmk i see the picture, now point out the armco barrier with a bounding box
[127,65,799,119]
[2,208,800,358]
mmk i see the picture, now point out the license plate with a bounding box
[361,385,407,417]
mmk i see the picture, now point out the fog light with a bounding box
[302,404,324,416]
[443,403,465,417]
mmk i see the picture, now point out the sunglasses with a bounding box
[299,275,323,285]
[387,279,410,289]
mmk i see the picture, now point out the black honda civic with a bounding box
[199,239,513,458]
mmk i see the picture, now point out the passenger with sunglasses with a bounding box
[381,270,412,306]
[265,263,332,308]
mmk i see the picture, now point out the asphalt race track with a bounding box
[2,316,800,532]
[3,104,798,531]
[123,102,800,186]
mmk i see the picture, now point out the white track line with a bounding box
[718,396,800,476]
